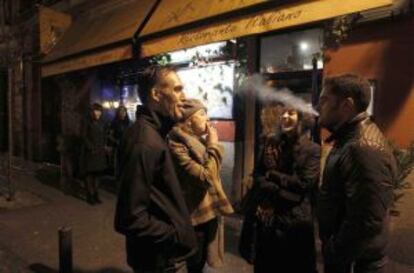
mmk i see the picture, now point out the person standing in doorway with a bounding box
[108,105,131,182]
[168,99,234,273]
[80,103,108,205]
[317,74,397,273]
[114,66,197,273]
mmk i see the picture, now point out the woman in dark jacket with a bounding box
[80,103,108,205]
[108,105,131,179]
[240,107,320,273]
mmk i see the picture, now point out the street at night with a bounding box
[1,0,414,273]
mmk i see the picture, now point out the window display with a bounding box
[177,61,235,119]
[261,28,323,73]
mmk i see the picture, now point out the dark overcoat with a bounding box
[240,133,320,273]
[79,118,107,176]
[114,107,197,271]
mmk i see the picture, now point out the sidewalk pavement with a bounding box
[0,165,252,273]
[0,164,413,273]
[0,168,130,273]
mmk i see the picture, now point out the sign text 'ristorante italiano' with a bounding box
[140,0,392,57]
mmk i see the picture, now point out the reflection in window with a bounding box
[260,28,323,73]
[121,85,142,121]
[177,61,235,119]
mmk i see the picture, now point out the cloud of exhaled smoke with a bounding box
[239,74,319,116]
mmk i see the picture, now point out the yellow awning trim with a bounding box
[42,44,132,77]
[140,0,392,57]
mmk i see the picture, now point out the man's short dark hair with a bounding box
[323,74,371,112]
[137,66,176,105]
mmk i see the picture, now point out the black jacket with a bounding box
[79,118,107,175]
[109,117,131,146]
[244,133,320,219]
[317,113,397,264]
[239,132,320,268]
[114,107,197,270]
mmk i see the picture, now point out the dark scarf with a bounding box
[140,106,176,138]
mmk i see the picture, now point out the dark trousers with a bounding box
[254,222,317,273]
[134,261,187,273]
[324,256,387,273]
[187,218,218,273]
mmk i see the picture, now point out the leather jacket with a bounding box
[317,113,397,264]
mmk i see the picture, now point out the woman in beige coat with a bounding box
[168,99,234,273]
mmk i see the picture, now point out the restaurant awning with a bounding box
[139,0,271,37]
[137,0,393,57]
[41,0,157,77]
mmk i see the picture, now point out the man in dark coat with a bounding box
[114,66,197,273]
[317,74,397,273]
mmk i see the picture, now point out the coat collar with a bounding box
[140,106,175,138]
[325,112,370,144]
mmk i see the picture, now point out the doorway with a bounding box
[0,70,8,153]
[41,79,61,164]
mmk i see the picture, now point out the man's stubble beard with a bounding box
[319,116,338,133]
[162,102,182,122]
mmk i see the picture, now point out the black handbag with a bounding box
[239,212,258,264]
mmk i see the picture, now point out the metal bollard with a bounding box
[59,226,73,273]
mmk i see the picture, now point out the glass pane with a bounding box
[260,28,323,73]
[121,85,141,122]
[177,61,235,119]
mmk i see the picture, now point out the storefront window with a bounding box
[120,84,141,121]
[258,28,324,145]
[260,28,323,73]
[177,61,235,119]
[169,42,227,65]
[149,41,239,198]
[155,41,236,119]
[92,83,141,123]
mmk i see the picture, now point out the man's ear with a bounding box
[344,97,356,112]
[150,88,161,102]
